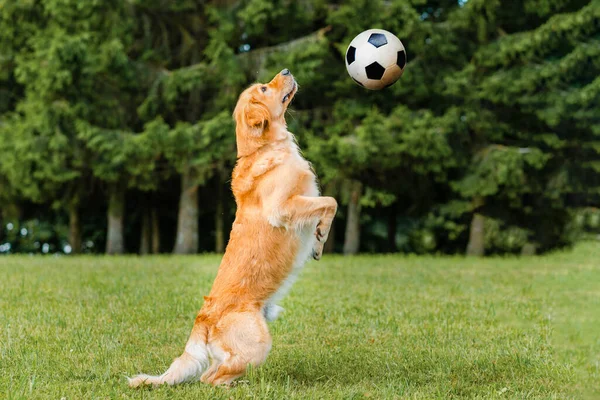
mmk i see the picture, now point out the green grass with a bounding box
[1,243,598,399]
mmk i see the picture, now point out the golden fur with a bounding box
[128,69,337,388]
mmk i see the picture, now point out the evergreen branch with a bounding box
[475,1,600,67]
[236,26,332,76]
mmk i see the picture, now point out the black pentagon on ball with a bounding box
[368,33,388,48]
[365,61,385,80]
[397,50,406,69]
[346,46,356,65]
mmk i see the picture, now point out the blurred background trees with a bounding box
[0,0,598,255]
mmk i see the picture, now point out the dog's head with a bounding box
[233,69,297,157]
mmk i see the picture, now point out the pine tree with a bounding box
[134,3,246,254]
[447,0,599,254]
[0,0,137,253]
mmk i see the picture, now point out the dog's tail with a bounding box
[128,321,209,387]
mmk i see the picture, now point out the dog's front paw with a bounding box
[312,241,325,260]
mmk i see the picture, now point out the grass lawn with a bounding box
[1,243,598,399]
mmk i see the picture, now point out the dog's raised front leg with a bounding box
[281,196,338,260]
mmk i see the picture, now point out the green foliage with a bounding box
[452,146,549,201]
[571,207,600,240]
[483,217,531,253]
[0,0,597,254]
[0,0,136,208]
[77,121,163,190]
[441,0,599,251]
[0,218,68,255]
[420,200,472,247]
[163,111,236,179]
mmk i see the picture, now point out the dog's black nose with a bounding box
[281,68,290,76]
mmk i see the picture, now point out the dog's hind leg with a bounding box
[128,317,210,387]
[207,357,251,387]
[199,358,221,384]
[202,311,272,387]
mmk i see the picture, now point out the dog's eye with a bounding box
[261,86,267,92]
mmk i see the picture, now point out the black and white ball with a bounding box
[345,29,406,90]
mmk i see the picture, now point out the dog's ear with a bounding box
[243,101,270,135]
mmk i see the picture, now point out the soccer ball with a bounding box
[345,29,406,90]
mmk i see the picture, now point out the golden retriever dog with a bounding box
[128,69,337,388]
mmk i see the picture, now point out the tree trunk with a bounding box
[343,180,363,255]
[151,207,160,254]
[215,167,226,253]
[0,207,4,240]
[68,202,82,254]
[140,208,151,255]
[466,197,485,257]
[106,184,126,255]
[387,203,397,253]
[173,167,199,254]
[173,48,199,255]
[323,181,337,254]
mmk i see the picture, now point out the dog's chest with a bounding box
[294,150,320,197]
[305,170,320,197]
[266,155,319,307]
[266,222,316,308]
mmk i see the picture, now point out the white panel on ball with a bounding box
[381,65,403,88]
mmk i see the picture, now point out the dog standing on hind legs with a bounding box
[128,69,337,388]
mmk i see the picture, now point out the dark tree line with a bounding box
[0,0,598,255]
